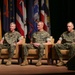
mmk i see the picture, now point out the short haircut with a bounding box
[10,22,16,26]
[38,21,44,25]
[67,22,74,26]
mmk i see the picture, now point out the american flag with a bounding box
[40,0,51,33]
[16,0,27,37]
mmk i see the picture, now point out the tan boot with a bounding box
[57,57,64,66]
[36,60,42,66]
[57,61,64,66]
[0,60,2,65]
[21,60,28,66]
[0,53,1,65]
[21,56,28,66]
[6,58,12,66]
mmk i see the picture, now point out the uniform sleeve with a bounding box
[17,32,22,41]
[46,32,50,42]
[59,37,62,41]
[47,32,50,38]
[2,37,4,40]
[2,33,7,40]
[31,33,35,42]
[59,34,63,41]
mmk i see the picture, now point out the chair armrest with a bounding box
[15,44,20,53]
[50,36,55,45]
[16,44,23,49]
[44,44,53,58]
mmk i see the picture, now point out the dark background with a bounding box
[49,0,75,42]
[0,0,75,42]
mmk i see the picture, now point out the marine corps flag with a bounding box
[3,0,9,33]
[3,0,15,33]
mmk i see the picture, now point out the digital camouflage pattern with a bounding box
[4,31,21,45]
[54,30,75,58]
[23,30,50,59]
[0,31,21,58]
[31,31,50,43]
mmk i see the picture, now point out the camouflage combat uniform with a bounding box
[23,30,50,59]
[0,31,21,58]
[54,30,75,58]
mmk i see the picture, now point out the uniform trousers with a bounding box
[22,44,45,59]
[0,44,16,58]
[54,43,75,58]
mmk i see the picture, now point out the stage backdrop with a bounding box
[0,9,2,40]
[0,0,51,43]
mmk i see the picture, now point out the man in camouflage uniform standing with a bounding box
[54,22,75,66]
[21,21,51,66]
[0,22,22,66]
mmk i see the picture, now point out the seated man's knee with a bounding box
[0,44,3,50]
[10,44,16,48]
[54,44,59,48]
[22,44,28,49]
[39,44,44,49]
[70,44,75,48]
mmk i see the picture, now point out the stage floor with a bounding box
[0,59,75,75]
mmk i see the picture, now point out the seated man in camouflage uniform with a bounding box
[0,22,22,66]
[21,21,51,66]
[54,22,75,66]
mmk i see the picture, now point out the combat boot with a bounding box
[0,53,2,65]
[21,57,28,66]
[36,60,42,66]
[6,58,12,66]
[21,60,28,66]
[36,57,42,66]
[0,60,2,65]
[57,57,64,66]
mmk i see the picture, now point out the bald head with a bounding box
[67,22,74,32]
